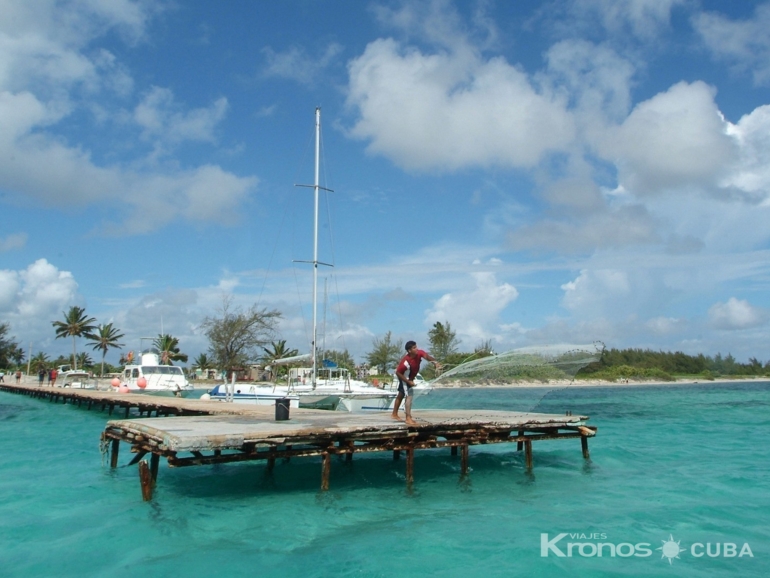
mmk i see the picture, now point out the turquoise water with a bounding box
[1,382,768,577]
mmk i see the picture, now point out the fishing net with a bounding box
[431,342,604,386]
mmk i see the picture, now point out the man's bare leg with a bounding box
[404,395,416,425]
[390,392,404,419]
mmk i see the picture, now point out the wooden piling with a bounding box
[321,452,331,490]
[524,440,533,470]
[460,443,469,475]
[405,446,414,486]
[451,446,458,456]
[581,435,590,459]
[110,438,120,468]
[138,460,154,501]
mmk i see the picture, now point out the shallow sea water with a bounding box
[1,382,768,577]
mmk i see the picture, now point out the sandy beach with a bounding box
[430,376,770,389]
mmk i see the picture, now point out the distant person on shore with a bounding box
[15,370,21,383]
[38,368,45,385]
[47,369,53,385]
[0,371,4,383]
[50,368,58,386]
[391,340,440,426]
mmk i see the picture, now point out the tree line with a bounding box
[577,347,770,380]
[4,305,769,382]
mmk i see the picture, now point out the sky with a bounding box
[2,0,770,367]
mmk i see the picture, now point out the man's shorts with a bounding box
[397,380,414,397]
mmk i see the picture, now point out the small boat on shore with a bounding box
[115,350,193,397]
[55,365,95,389]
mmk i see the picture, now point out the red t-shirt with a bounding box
[396,350,427,382]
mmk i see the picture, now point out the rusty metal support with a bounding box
[321,452,331,490]
[524,440,533,470]
[110,438,120,468]
[139,460,154,501]
[405,446,414,486]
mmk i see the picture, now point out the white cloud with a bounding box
[0,260,80,351]
[134,86,228,146]
[708,297,767,330]
[598,81,737,194]
[345,38,574,171]
[722,104,770,203]
[569,0,686,39]
[425,272,518,344]
[645,316,687,335]
[693,3,770,86]
[0,1,254,234]
[0,232,27,252]
[261,43,343,85]
[544,39,634,122]
[561,269,630,313]
[508,204,659,254]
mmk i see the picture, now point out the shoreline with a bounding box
[430,376,770,389]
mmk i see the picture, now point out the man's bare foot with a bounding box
[405,417,417,426]
[390,413,403,421]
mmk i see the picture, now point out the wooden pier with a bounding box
[1,382,597,500]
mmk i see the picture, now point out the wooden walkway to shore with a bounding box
[1,382,597,500]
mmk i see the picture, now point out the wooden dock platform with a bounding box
[0,382,597,500]
[102,409,596,499]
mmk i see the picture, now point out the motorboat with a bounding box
[114,350,194,397]
[206,381,300,408]
[55,365,95,389]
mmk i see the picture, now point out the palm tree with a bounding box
[88,323,125,377]
[10,344,25,367]
[75,351,93,370]
[153,334,188,365]
[52,306,97,371]
[193,353,214,379]
[29,351,50,372]
[261,340,298,378]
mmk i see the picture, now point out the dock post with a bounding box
[460,444,469,475]
[405,446,414,486]
[451,446,458,456]
[321,452,331,491]
[524,440,533,470]
[150,454,160,486]
[110,438,120,468]
[581,435,590,459]
[517,429,524,451]
[393,450,400,460]
[267,457,275,471]
[139,460,154,501]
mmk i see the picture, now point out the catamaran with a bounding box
[205,108,417,412]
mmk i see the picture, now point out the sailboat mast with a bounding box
[312,107,320,388]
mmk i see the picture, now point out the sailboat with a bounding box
[206,108,399,412]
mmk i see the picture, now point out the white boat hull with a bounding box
[207,384,300,407]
